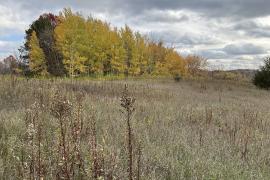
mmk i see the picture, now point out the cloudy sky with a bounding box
[1,0,270,69]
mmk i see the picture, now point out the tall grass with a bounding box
[0,75,270,179]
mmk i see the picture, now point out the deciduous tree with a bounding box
[54,8,87,77]
[29,31,48,75]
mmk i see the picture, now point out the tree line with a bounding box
[4,8,206,78]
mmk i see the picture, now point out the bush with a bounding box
[174,74,182,82]
[253,57,270,89]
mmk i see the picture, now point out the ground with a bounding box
[0,76,270,179]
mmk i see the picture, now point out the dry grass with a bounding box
[0,75,270,179]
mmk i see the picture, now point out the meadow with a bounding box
[0,76,270,179]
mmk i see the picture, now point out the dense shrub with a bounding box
[174,74,182,82]
[253,57,270,89]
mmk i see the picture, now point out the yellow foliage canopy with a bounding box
[29,31,47,75]
[26,8,193,78]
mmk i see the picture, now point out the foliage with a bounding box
[253,57,270,89]
[54,8,88,77]
[165,48,187,77]
[22,8,190,78]
[174,74,182,82]
[29,31,48,75]
[185,55,208,76]
[119,25,134,76]
[149,41,167,75]
[22,12,65,76]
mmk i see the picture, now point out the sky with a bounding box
[1,0,270,70]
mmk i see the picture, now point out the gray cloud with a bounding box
[233,21,260,30]
[85,0,270,18]
[197,49,228,59]
[149,31,221,46]
[3,0,270,19]
[132,9,189,24]
[233,20,270,38]
[223,43,267,55]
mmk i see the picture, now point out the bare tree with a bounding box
[185,55,208,76]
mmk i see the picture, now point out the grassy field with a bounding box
[0,76,270,179]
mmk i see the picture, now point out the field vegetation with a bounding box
[0,75,270,179]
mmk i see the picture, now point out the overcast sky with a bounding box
[1,0,270,69]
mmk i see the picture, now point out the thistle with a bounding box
[120,84,135,180]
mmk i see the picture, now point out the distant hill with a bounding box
[205,69,257,81]
[227,69,257,79]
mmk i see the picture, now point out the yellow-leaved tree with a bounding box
[165,48,186,77]
[29,31,48,75]
[108,29,126,75]
[89,19,110,75]
[120,25,138,76]
[133,32,148,75]
[149,41,167,75]
[84,18,102,74]
[54,8,87,77]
